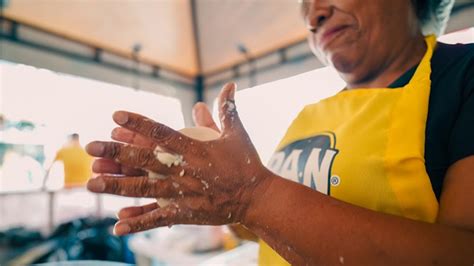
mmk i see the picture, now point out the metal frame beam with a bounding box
[0,17,194,88]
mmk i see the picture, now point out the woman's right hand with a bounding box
[87,83,274,235]
[91,91,260,241]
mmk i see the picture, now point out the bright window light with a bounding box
[0,61,185,229]
[438,27,474,44]
[0,61,184,193]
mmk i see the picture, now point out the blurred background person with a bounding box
[43,133,93,189]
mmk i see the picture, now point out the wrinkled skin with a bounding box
[87,83,272,235]
[302,0,424,88]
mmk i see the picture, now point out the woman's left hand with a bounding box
[86,83,272,235]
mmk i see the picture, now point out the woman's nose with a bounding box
[304,1,332,33]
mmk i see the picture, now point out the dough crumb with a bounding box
[156,198,171,208]
[147,170,166,179]
[339,256,344,264]
[153,147,184,167]
[201,180,209,190]
[224,100,235,112]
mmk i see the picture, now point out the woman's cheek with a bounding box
[308,35,329,66]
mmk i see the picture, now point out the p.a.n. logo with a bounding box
[267,132,339,195]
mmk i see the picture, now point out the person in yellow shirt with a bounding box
[44,133,93,188]
[85,0,474,264]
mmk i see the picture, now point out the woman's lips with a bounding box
[318,25,350,49]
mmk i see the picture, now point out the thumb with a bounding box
[192,102,220,132]
[218,82,243,134]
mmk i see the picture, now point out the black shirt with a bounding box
[389,42,474,200]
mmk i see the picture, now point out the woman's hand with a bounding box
[192,96,260,242]
[86,83,272,235]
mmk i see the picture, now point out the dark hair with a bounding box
[412,0,431,23]
[69,133,79,140]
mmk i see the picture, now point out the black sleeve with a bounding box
[448,56,474,165]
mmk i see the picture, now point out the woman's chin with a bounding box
[330,53,359,75]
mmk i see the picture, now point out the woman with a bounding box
[86,0,474,264]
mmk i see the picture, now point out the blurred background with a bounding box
[0,0,473,265]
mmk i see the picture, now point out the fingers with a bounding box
[112,111,192,153]
[87,175,178,198]
[92,158,120,174]
[92,158,145,176]
[86,141,181,175]
[114,205,180,235]
[122,166,146,176]
[111,127,155,149]
[217,82,243,134]
[117,202,159,219]
[192,102,220,132]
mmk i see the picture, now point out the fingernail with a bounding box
[111,128,120,139]
[114,223,131,235]
[87,178,105,192]
[113,111,128,125]
[86,142,105,156]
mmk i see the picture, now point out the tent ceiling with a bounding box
[4,0,308,77]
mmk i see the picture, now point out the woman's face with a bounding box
[303,0,420,84]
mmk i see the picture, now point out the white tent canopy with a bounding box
[3,0,308,77]
[2,0,473,84]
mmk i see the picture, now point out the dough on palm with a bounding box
[154,127,220,207]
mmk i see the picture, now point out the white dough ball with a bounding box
[179,126,220,141]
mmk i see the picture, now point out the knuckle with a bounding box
[136,149,152,168]
[106,178,120,193]
[137,122,151,135]
[132,178,149,195]
[143,179,158,195]
[108,143,121,159]
[127,116,141,129]
[149,124,167,139]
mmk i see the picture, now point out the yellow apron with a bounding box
[259,36,439,265]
